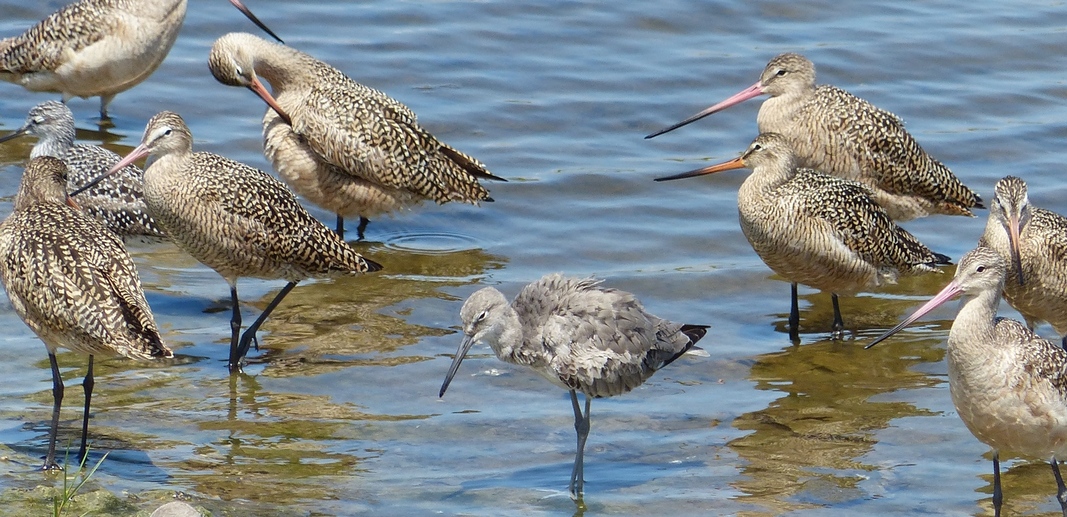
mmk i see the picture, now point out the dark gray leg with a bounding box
[356,216,370,241]
[227,285,243,372]
[235,281,298,366]
[993,452,1002,517]
[77,355,94,464]
[789,282,800,343]
[44,353,64,470]
[335,214,345,238]
[1051,457,1067,516]
[831,293,844,339]
[568,390,591,498]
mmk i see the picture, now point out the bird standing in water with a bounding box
[84,111,381,372]
[868,246,1067,517]
[207,32,505,239]
[656,132,950,341]
[647,52,982,221]
[0,0,281,121]
[439,273,708,497]
[0,156,171,469]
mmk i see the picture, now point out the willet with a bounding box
[0,100,165,240]
[207,32,506,239]
[0,156,172,469]
[439,273,708,497]
[980,176,1067,348]
[646,52,982,221]
[84,111,382,372]
[867,246,1067,517]
[0,0,281,120]
[656,132,950,341]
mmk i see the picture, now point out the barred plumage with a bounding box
[648,52,982,221]
[979,176,1067,346]
[207,32,505,239]
[0,101,164,239]
[656,132,950,340]
[94,111,382,371]
[0,156,170,469]
[0,0,279,120]
[440,273,708,496]
[868,247,1067,516]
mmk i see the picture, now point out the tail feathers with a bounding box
[440,145,507,182]
[660,323,710,368]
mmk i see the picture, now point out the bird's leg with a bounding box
[993,452,1002,517]
[235,281,298,365]
[77,355,94,465]
[44,353,64,470]
[569,390,591,498]
[1060,334,1066,352]
[335,214,345,238]
[788,282,800,343]
[830,293,845,339]
[98,95,116,127]
[228,285,243,373]
[1051,457,1067,516]
[356,217,370,242]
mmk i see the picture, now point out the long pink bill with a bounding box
[865,280,964,349]
[655,156,746,182]
[228,0,284,43]
[69,144,150,197]
[1006,212,1025,285]
[248,74,293,126]
[645,81,765,139]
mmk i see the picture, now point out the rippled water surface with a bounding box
[0,0,1066,515]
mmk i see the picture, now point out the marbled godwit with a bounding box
[0,0,281,120]
[646,52,982,221]
[90,111,381,372]
[655,132,950,341]
[439,274,708,497]
[980,176,1067,348]
[867,246,1067,517]
[0,156,172,469]
[207,32,506,239]
[0,101,165,240]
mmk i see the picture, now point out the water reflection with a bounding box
[729,336,943,513]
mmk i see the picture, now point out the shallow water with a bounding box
[0,0,1066,515]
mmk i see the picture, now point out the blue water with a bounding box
[0,0,1066,515]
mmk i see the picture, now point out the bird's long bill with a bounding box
[69,144,150,197]
[228,0,284,43]
[645,81,765,139]
[248,75,293,126]
[654,156,746,182]
[1007,212,1026,285]
[439,335,477,398]
[865,279,964,349]
[0,125,29,144]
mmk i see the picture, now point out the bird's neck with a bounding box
[29,131,74,160]
[490,306,543,367]
[948,290,999,351]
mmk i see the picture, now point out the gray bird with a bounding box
[207,32,506,239]
[0,100,165,240]
[656,132,950,341]
[439,273,708,497]
[980,176,1067,348]
[0,156,172,469]
[868,246,1067,517]
[647,52,982,221]
[81,111,382,372]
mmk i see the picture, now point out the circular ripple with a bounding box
[382,232,482,254]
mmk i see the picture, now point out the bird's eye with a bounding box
[775,69,787,77]
[752,144,763,151]
[163,129,173,136]
[976,265,986,272]
[476,310,488,322]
